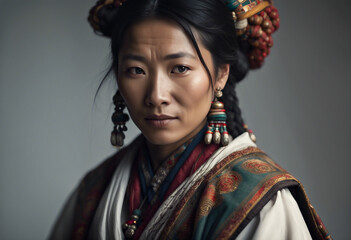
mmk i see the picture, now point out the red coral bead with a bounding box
[126,220,134,225]
[269,11,278,19]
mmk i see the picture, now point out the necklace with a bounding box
[121,144,186,239]
[122,127,206,239]
[122,197,146,239]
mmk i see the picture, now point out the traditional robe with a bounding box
[49,133,331,240]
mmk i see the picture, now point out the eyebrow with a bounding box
[121,54,146,62]
[121,52,196,62]
[164,52,196,60]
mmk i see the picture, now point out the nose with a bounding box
[144,72,171,107]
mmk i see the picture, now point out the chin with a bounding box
[142,129,184,146]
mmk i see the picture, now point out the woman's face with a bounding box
[117,18,228,147]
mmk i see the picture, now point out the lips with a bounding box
[144,114,177,127]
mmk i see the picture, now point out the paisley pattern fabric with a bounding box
[162,149,331,240]
[57,134,331,240]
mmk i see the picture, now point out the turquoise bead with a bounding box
[133,209,142,217]
[208,114,227,121]
[225,0,239,11]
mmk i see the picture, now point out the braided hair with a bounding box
[89,0,279,139]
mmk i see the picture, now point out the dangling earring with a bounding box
[204,88,230,146]
[110,90,129,147]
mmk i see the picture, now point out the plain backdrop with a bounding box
[1,0,350,239]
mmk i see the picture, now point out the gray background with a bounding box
[0,0,350,239]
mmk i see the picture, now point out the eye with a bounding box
[172,65,190,74]
[127,67,145,75]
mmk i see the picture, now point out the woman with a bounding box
[50,0,331,239]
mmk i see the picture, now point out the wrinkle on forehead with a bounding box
[117,17,216,81]
[120,18,198,60]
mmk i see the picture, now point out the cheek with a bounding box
[120,84,141,103]
[177,75,212,116]
[117,79,144,119]
[117,69,146,102]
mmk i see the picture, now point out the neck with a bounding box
[145,121,206,171]
[146,143,178,170]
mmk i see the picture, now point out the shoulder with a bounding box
[197,145,331,240]
[80,145,128,188]
[236,188,313,240]
[194,146,303,238]
[49,135,143,240]
[204,146,298,204]
[48,147,128,240]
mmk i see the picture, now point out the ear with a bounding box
[215,64,230,90]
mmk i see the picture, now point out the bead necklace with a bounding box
[122,197,145,239]
[122,127,207,239]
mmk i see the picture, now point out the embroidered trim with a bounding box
[161,146,262,237]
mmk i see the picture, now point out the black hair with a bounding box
[98,0,249,138]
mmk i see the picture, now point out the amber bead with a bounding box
[264,28,272,35]
[255,16,263,25]
[270,11,278,19]
[250,40,260,47]
[248,16,256,24]
[262,20,270,29]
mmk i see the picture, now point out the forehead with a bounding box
[121,18,197,55]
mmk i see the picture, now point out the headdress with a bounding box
[88,0,280,69]
[226,0,280,68]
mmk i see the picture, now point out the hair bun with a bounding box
[236,5,280,69]
[88,0,125,37]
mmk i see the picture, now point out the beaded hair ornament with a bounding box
[88,0,280,69]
